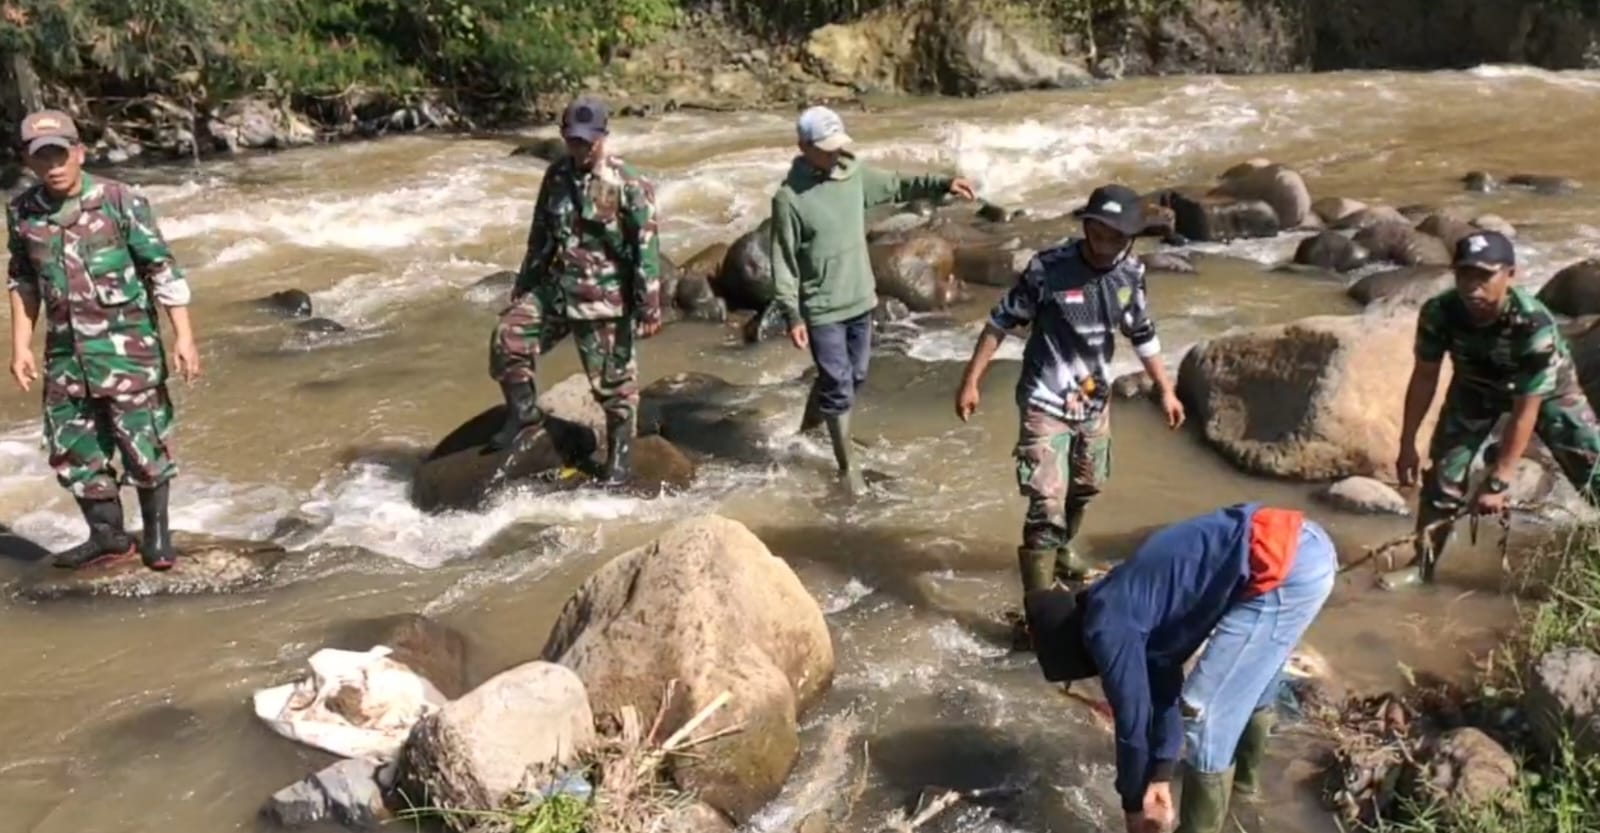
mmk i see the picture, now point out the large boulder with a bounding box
[637,373,777,463]
[263,757,393,830]
[1331,205,1409,232]
[1294,230,1369,272]
[674,243,730,321]
[869,233,964,311]
[954,243,1030,287]
[208,97,315,151]
[922,9,1092,95]
[1312,197,1367,225]
[1209,162,1314,229]
[540,515,835,824]
[1353,221,1451,267]
[14,534,288,600]
[409,410,598,513]
[1166,191,1279,242]
[1348,265,1452,308]
[714,222,776,313]
[1524,647,1600,759]
[1538,259,1600,318]
[1415,211,1478,252]
[1177,311,1450,481]
[0,523,49,563]
[396,661,595,827]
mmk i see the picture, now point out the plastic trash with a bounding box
[253,645,447,760]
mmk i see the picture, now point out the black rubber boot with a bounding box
[52,496,136,570]
[488,380,544,451]
[825,412,867,496]
[138,483,175,571]
[600,413,635,487]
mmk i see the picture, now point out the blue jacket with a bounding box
[1081,503,1264,812]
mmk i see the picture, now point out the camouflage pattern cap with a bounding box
[20,110,79,154]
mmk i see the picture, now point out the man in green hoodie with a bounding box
[770,105,977,494]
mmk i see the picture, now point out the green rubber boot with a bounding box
[824,412,867,496]
[1233,707,1275,800]
[1017,547,1056,595]
[1176,766,1234,833]
[1055,500,1090,582]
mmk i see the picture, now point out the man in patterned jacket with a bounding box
[955,184,1184,595]
[1387,230,1600,588]
[7,109,201,571]
[488,97,662,485]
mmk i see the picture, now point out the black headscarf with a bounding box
[1024,588,1099,682]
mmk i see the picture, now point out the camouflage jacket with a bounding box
[6,173,191,398]
[516,154,662,322]
[1415,286,1581,405]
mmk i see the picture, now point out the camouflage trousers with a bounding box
[489,288,639,423]
[42,385,178,501]
[1014,404,1112,550]
[1424,385,1600,512]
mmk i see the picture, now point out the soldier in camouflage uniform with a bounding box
[6,110,201,571]
[488,97,661,485]
[955,185,1185,596]
[1387,230,1600,589]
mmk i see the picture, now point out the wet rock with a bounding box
[1415,211,1478,252]
[0,523,49,563]
[869,211,934,238]
[1209,162,1314,229]
[410,410,598,513]
[715,221,776,312]
[1462,171,1498,193]
[539,373,609,447]
[1507,173,1581,195]
[1141,251,1197,274]
[510,136,567,161]
[14,534,288,600]
[263,758,392,830]
[955,244,1029,287]
[1472,213,1516,239]
[1112,371,1155,400]
[739,305,791,345]
[874,297,912,323]
[470,270,516,295]
[915,4,1091,95]
[294,317,347,335]
[658,800,738,833]
[541,515,835,824]
[637,373,774,462]
[326,613,473,699]
[1353,221,1451,267]
[260,289,314,318]
[1396,204,1436,223]
[397,661,595,827]
[1537,259,1600,317]
[1177,311,1452,481]
[627,435,698,494]
[870,233,964,312]
[1348,265,1452,308]
[1525,647,1600,759]
[1312,197,1367,225]
[1167,191,1279,242]
[976,201,1021,223]
[675,243,730,321]
[1416,728,1519,819]
[1294,230,1369,272]
[1330,205,1409,232]
[1315,476,1410,516]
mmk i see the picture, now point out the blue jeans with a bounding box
[1180,520,1337,773]
[808,311,873,416]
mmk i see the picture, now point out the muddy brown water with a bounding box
[4,67,1598,832]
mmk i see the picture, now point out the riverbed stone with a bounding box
[541,514,835,824]
[396,661,595,827]
[1348,265,1452,308]
[1210,162,1314,229]
[1353,221,1451,267]
[1416,728,1519,819]
[1294,230,1369,272]
[1524,647,1600,759]
[13,533,288,600]
[0,523,49,564]
[1315,476,1410,516]
[260,289,314,318]
[1506,173,1581,195]
[714,220,776,313]
[1471,213,1516,239]
[326,613,474,699]
[410,411,598,513]
[1141,251,1197,274]
[263,757,393,830]
[1177,311,1450,481]
[1538,259,1600,318]
[1168,191,1280,242]
[870,232,964,311]
[1312,197,1367,225]
[1112,371,1155,400]
[637,372,777,463]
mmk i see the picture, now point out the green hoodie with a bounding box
[769,153,953,328]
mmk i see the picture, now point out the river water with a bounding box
[4,66,1600,833]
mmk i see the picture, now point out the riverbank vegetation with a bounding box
[1334,524,1600,833]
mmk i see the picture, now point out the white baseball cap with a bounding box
[796,106,851,152]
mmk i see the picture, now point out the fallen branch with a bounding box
[880,786,1019,832]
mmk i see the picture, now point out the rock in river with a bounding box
[13,533,288,600]
[541,514,835,824]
